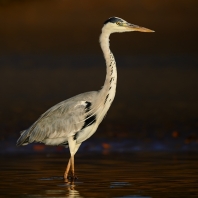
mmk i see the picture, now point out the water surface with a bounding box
[0,152,198,197]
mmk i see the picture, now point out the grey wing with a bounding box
[16,91,98,146]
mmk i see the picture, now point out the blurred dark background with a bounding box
[0,0,198,152]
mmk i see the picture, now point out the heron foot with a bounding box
[67,175,78,181]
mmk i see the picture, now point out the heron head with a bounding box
[103,17,154,34]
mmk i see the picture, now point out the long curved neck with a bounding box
[99,28,117,105]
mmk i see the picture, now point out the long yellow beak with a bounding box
[126,23,154,32]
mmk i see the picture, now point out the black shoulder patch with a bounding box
[80,101,96,130]
[85,101,91,112]
[104,17,123,25]
[81,114,96,130]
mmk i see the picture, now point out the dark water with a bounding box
[0,152,198,198]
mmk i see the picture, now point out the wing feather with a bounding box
[16,91,99,146]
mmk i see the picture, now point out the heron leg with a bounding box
[64,158,71,179]
[66,137,81,180]
[69,143,81,180]
[70,155,75,176]
[64,156,75,179]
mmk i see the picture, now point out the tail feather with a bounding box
[16,130,30,146]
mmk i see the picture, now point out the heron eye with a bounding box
[116,22,122,26]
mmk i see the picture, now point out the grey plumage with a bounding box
[17,91,98,146]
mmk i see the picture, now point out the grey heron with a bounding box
[16,17,154,179]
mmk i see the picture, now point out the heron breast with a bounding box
[76,122,98,144]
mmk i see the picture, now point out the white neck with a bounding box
[99,27,117,109]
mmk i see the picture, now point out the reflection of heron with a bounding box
[16,17,154,179]
[65,180,84,198]
[67,188,83,198]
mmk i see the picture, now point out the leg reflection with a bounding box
[64,179,83,198]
